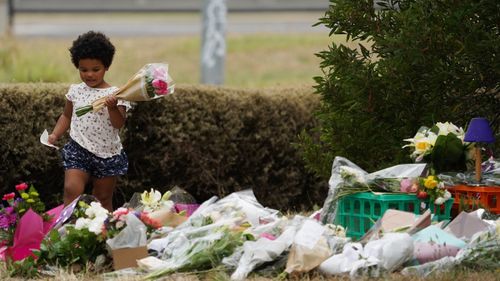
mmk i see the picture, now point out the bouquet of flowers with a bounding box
[0,183,58,261]
[414,175,452,205]
[143,226,248,280]
[39,199,111,268]
[403,121,474,174]
[75,63,175,117]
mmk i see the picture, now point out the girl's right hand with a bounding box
[48,134,58,145]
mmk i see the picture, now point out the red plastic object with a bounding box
[448,185,500,214]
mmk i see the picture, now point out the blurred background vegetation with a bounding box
[0,10,347,89]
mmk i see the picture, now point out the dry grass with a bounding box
[1,261,498,281]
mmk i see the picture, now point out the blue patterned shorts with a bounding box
[61,139,128,178]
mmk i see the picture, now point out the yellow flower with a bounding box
[415,140,432,152]
[424,176,438,189]
[26,199,35,203]
[21,193,30,199]
[30,191,39,197]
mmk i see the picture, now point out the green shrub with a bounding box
[123,85,326,210]
[0,83,67,205]
[0,83,325,211]
[299,0,500,179]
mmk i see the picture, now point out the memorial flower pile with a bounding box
[1,185,498,280]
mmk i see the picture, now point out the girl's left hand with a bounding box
[105,95,118,109]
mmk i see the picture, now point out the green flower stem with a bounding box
[75,105,93,117]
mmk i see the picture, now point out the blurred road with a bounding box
[13,0,328,12]
[13,11,329,37]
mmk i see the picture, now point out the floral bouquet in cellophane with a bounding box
[403,121,474,174]
[76,63,175,117]
[0,183,63,262]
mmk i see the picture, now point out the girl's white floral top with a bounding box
[66,83,131,158]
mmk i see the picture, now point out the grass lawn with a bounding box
[0,32,348,89]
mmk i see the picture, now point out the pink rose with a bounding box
[2,192,15,201]
[152,67,166,80]
[400,178,412,192]
[152,79,169,95]
[15,183,28,191]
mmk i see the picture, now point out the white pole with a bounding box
[201,0,227,85]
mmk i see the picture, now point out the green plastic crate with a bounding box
[425,198,453,221]
[334,192,452,240]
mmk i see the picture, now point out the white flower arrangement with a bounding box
[74,202,110,235]
[403,121,474,174]
[339,166,367,184]
[403,122,466,162]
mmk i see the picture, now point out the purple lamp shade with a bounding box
[464,117,495,143]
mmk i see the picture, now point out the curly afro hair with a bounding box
[69,31,115,69]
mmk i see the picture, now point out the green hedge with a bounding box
[0,83,326,211]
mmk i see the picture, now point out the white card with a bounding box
[40,129,59,150]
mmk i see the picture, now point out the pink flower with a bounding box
[15,183,28,191]
[112,207,129,219]
[152,67,166,80]
[140,212,162,229]
[260,233,277,240]
[0,208,17,229]
[2,193,15,201]
[400,178,412,192]
[152,79,169,95]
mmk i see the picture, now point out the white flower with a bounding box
[435,122,464,136]
[141,188,162,211]
[325,224,346,237]
[443,190,452,200]
[160,200,174,211]
[434,197,445,205]
[403,129,438,161]
[116,220,125,229]
[87,216,107,235]
[75,218,90,230]
[75,202,108,234]
[339,166,366,184]
[85,202,109,219]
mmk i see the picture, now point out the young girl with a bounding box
[48,31,131,211]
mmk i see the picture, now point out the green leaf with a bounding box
[431,133,466,173]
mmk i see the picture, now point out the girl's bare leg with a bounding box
[63,169,89,206]
[92,176,117,212]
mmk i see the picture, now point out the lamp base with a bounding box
[473,146,482,183]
